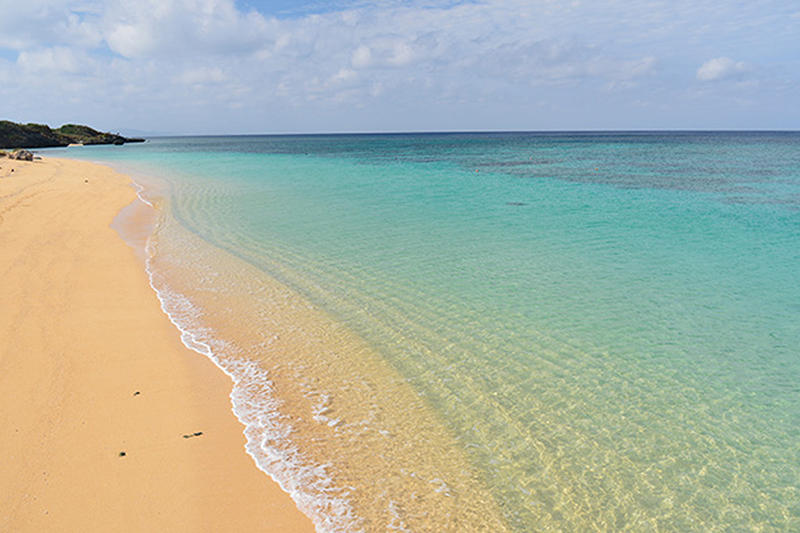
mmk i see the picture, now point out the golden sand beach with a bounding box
[0,157,314,532]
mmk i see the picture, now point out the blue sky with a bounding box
[0,0,798,134]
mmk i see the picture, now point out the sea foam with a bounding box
[136,179,361,533]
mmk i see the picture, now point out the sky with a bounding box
[0,0,798,134]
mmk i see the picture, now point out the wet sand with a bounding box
[0,157,314,532]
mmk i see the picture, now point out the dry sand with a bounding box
[0,157,314,532]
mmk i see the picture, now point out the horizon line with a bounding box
[142,128,800,138]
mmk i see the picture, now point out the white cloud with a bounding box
[100,0,274,58]
[620,56,657,79]
[17,46,87,73]
[0,0,797,131]
[352,45,372,68]
[350,39,415,69]
[331,68,357,84]
[0,1,103,50]
[176,66,226,84]
[696,57,749,82]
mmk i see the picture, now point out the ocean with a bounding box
[58,132,800,531]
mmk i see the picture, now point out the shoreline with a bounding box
[0,157,314,531]
[121,154,511,531]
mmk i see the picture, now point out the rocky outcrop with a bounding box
[9,149,34,161]
[0,120,145,149]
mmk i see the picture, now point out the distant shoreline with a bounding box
[0,120,145,150]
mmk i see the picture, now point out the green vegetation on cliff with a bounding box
[0,120,145,149]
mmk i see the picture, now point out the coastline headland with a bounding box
[0,120,144,149]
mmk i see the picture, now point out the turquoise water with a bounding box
[60,133,800,531]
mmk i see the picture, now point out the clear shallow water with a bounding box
[59,132,800,531]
